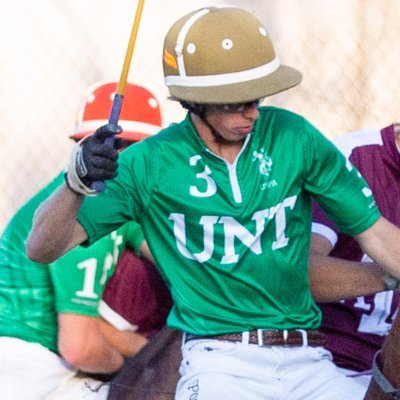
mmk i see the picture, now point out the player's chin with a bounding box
[235,125,254,135]
[228,130,252,142]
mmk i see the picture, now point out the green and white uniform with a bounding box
[0,172,142,400]
[79,106,380,335]
[0,172,139,352]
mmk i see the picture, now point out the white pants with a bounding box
[176,339,367,400]
[0,337,109,400]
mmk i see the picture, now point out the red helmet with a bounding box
[71,81,162,142]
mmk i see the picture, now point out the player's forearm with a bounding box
[71,344,124,374]
[99,318,149,357]
[309,253,385,302]
[26,185,86,263]
[356,217,400,280]
[59,314,125,374]
[60,330,124,374]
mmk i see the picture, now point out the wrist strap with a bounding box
[64,173,84,197]
[65,141,99,197]
[372,350,400,399]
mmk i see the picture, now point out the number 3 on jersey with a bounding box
[189,155,217,197]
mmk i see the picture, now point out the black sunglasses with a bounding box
[206,99,262,114]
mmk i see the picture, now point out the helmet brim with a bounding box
[69,131,153,143]
[167,65,302,104]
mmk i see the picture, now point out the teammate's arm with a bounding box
[356,216,400,280]
[27,124,120,263]
[99,317,148,358]
[309,232,386,302]
[58,313,124,374]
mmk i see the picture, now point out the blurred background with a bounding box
[1,0,400,231]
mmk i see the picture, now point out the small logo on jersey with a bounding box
[362,187,372,197]
[252,148,277,190]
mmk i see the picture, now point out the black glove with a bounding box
[65,123,124,196]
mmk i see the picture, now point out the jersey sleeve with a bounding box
[311,199,339,247]
[50,230,126,316]
[302,120,380,235]
[123,221,145,253]
[99,249,173,337]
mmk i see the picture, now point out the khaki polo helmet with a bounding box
[163,6,302,104]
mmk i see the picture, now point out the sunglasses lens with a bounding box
[208,100,260,114]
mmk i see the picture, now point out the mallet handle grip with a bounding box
[90,0,145,193]
[90,94,123,192]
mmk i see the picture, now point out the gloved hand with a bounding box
[65,123,124,196]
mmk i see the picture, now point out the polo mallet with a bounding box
[92,0,146,192]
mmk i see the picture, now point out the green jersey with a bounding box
[0,173,141,353]
[78,106,380,335]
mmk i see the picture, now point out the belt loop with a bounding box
[296,329,308,346]
[241,331,250,344]
[283,329,288,344]
[182,333,187,348]
[257,329,263,346]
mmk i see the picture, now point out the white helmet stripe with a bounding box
[174,8,210,77]
[76,119,160,135]
[165,57,280,87]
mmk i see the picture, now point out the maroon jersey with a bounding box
[99,249,173,338]
[312,125,400,371]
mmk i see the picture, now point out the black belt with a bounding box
[185,329,326,347]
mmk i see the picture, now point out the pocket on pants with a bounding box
[183,339,236,356]
[180,340,236,376]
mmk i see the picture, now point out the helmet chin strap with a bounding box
[180,101,227,144]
